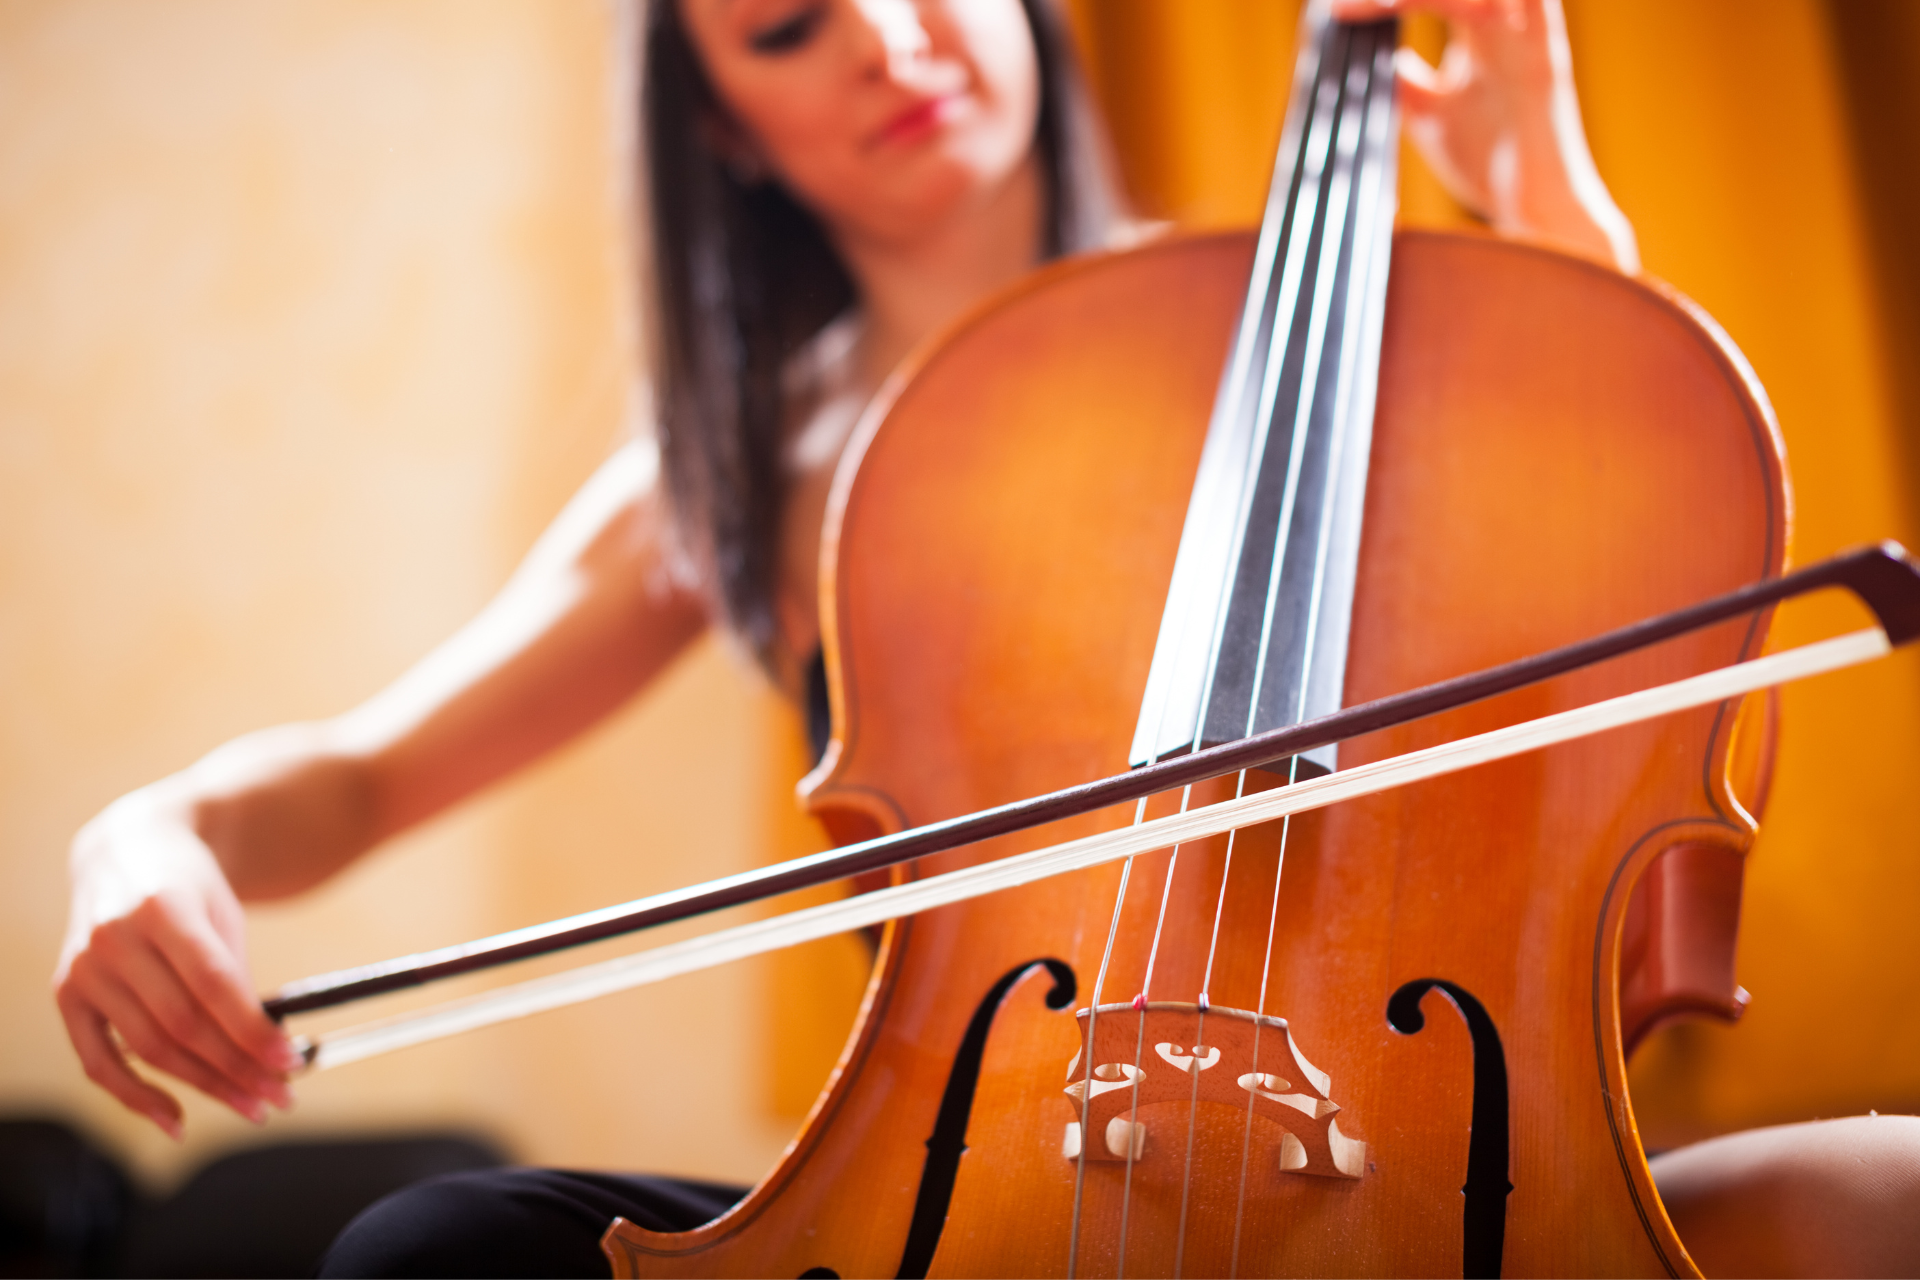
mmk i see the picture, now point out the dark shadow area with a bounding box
[0,1116,506,1278]
[0,1120,130,1279]
[1829,0,1920,515]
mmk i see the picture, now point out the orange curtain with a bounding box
[1066,0,1920,1142]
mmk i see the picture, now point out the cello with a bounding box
[263,5,1920,1275]
[596,8,1783,1275]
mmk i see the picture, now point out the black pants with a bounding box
[317,1168,746,1278]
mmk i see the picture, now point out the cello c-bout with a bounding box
[602,227,1786,1278]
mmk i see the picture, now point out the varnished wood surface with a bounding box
[605,229,1787,1278]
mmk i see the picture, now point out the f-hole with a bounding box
[894,957,1077,1280]
[1388,978,1512,1280]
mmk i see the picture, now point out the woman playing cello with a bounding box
[53,0,1920,1273]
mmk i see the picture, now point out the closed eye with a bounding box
[748,5,825,54]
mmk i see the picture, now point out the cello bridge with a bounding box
[1060,1000,1364,1179]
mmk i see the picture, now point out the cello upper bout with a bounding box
[800,231,1261,832]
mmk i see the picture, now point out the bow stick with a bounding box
[271,543,1920,1070]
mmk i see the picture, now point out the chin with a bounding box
[901,138,1027,214]
[812,126,1028,246]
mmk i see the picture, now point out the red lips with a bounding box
[873,93,962,147]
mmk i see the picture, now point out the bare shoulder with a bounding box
[537,437,702,611]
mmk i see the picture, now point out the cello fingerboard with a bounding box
[1130,5,1400,772]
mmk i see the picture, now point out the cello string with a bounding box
[1128,0,1320,771]
[1237,59,1361,752]
[1177,764,1249,1278]
[1169,14,1346,782]
[1167,767,1244,1274]
[1232,758,1300,1279]
[1155,16,1355,1271]
[1097,113,1308,1272]
[1068,794,1149,1280]
[1229,12,1369,797]
[1079,329,1272,1270]
[1238,40,1394,1262]
[1087,103,1315,1244]
[1115,782,1198,1280]
[1197,773,1252,1003]
[1100,29,1343,1263]
[1220,23,1376,1270]
[1121,45,1351,1258]
[1080,394,1228,1276]
[1172,764,1251,1274]
[1089,311,1279,1270]
[1135,786,1197,1004]
[1115,989,1144,1280]
[1266,20,1395,780]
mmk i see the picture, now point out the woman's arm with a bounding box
[54,439,709,1137]
[1334,0,1639,273]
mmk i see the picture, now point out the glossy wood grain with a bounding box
[604,228,1787,1278]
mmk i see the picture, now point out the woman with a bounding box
[54,0,1920,1274]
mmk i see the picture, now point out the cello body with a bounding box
[605,228,1787,1277]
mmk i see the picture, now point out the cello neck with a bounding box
[1131,8,1400,771]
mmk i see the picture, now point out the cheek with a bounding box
[943,0,1040,151]
[712,72,866,214]
[724,70,851,176]
[761,106,877,221]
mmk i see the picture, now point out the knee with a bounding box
[1654,1115,1920,1278]
[318,1168,588,1279]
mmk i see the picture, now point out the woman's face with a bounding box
[678,0,1041,249]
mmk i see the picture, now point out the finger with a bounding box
[81,916,291,1105]
[57,992,183,1139]
[70,957,274,1124]
[1331,0,1503,23]
[1393,44,1446,116]
[111,931,294,1111]
[138,896,302,1076]
[94,970,274,1124]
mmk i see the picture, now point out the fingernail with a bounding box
[268,1041,304,1072]
[233,1096,268,1125]
[156,1114,183,1142]
[264,1080,294,1110]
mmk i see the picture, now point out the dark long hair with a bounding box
[641,0,1120,667]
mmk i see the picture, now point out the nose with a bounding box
[845,0,932,82]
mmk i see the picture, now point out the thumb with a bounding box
[1392,45,1445,122]
[1393,47,1490,217]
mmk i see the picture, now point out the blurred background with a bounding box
[2,0,1917,1273]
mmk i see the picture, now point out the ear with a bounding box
[699,108,772,186]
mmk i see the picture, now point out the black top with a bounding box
[806,648,831,767]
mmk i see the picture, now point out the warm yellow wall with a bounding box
[0,0,804,1190]
[1071,0,1920,1147]
[1065,0,1299,230]
[1565,0,1920,1144]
